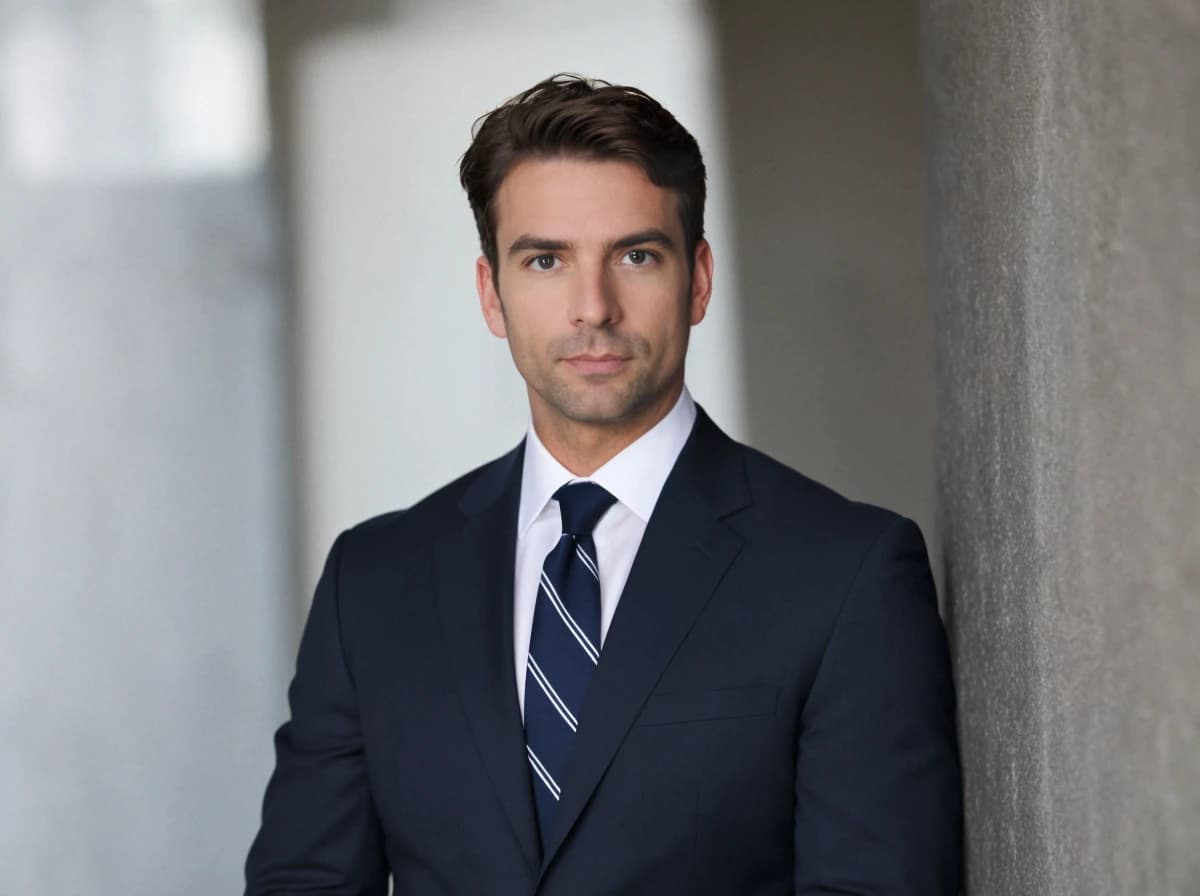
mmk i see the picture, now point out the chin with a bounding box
[560,401,639,426]
[555,389,662,428]
[532,368,671,429]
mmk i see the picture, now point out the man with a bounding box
[246,74,962,895]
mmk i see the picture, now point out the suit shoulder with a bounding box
[736,442,916,546]
[338,445,520,556]
[726,443,933,612]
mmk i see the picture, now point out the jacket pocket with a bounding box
[634,685,779,727]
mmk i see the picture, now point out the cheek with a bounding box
[500,303,555,362]
[636,295,691,351]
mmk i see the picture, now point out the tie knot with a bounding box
[553,482,616,537]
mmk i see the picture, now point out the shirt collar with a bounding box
[518,386,698,535]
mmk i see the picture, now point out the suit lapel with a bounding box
[433,443,542,873]
[538,409,752,876]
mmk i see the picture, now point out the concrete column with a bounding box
[922,1,1200,893]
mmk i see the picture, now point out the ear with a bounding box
[476,255,507,338]
[688,239,714,326]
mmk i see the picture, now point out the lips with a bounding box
[564,354,628,375]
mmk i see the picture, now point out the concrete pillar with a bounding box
[922,1,1200,893]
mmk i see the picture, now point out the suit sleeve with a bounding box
[245,531,389,896]
[794,516,963,895]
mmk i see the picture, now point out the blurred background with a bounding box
[1,1,1196,894]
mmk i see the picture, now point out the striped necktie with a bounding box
[524,481,616,846]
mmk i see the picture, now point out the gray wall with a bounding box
[0,5,292,893]
[923,1,1200,892]
[713,0,938,569]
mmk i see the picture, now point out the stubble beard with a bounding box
[536,353,664,426]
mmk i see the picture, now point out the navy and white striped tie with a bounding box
[524,481,616,846]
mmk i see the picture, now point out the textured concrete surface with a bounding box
[923,1,1200,893]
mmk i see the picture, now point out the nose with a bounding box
[570,262,620,328]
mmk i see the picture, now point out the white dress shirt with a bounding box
[513,387,698,717]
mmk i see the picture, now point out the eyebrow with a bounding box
[507,235,570,257]
[610,229,677,253]
[506,228,678,259]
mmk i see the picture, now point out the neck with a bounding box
[531,384,683,477]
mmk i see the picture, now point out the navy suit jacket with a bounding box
[246,409,962,894]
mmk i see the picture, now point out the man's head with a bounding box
[460,75,713,461]
[460,74,707,275]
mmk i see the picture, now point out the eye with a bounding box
[529,254,561,271]
[622,248,656,266]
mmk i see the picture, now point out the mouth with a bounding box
[563,353,629,375]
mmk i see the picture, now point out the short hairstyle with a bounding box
[459,73,707,271]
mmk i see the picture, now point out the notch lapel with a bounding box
[433,444,541,873]
[538,410,752,877]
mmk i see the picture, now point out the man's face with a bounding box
[476,157,712,438]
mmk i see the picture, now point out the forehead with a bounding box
[493,157,679,244]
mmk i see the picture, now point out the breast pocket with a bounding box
[634,685,779,727]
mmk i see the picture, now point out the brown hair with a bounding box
[459,73,707,271]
